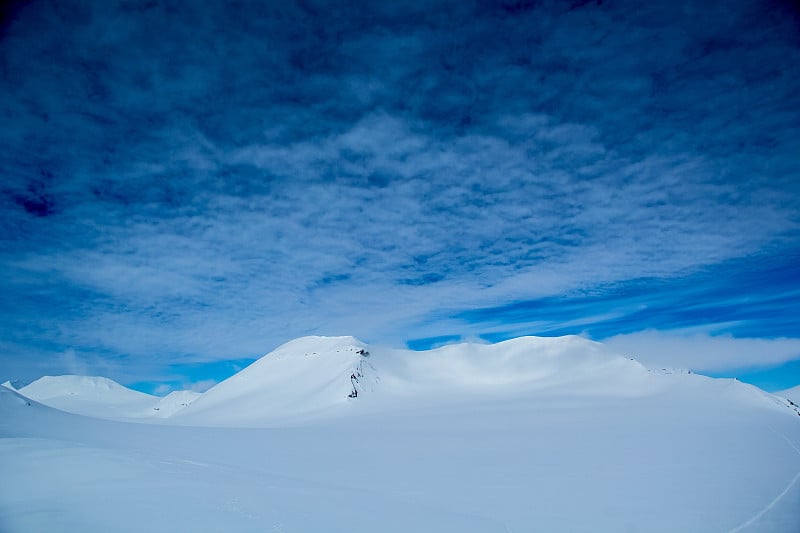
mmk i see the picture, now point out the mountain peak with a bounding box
[19,375,149,401]
[171,336,374,426]
[267,335,367,359]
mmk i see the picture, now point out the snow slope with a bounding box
[2,335,800,532]
[18,375,157,418]
[373,334,654,397]
[778,384,800,404]
[150,390,202,417]
[174,336,376,426]
[17,375,198,419]
[173,335,654,426]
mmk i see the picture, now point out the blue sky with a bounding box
[1,0,799,394]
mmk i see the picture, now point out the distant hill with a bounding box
[17,375,198,420]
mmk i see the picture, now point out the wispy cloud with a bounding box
[0,0,798,386]
[603,331,800,373]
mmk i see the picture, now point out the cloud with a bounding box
[188,380,218,393]
[152,383,172,396]
[58,349,89,376]
[603,331,800,373]
[446,252,800,348]
[0,0,798,383]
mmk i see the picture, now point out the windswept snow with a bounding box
[2,335,800,532]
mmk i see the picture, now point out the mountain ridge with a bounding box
[10,335,799,426]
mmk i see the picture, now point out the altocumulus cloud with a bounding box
[0,0,799,388]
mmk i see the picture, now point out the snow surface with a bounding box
[3,335,800,532]
[150,389,202,417]
[778,384,800,404]
[174,336,376,425]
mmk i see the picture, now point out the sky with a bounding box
[1,0,799,394]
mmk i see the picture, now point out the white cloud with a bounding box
[189,380,217,393]
[153,383,173,396]
[603,331,800,372]
[1,0,798,382]
[58,349,88,376]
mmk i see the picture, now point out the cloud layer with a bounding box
[1,0,799,386]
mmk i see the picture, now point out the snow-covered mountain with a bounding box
[173,336,377,425]
[2,335,800,532]
[16,375,198,420]
[172,335,659,426]
[15,336,795,428]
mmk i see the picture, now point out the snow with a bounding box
[174,336,374,425]
[17,375,198,420]
[778,384,800,404]
[2,335,800,532]
[173,335,657,426]
[150,390,202,417]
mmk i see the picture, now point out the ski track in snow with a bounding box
[727,429,800,533]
